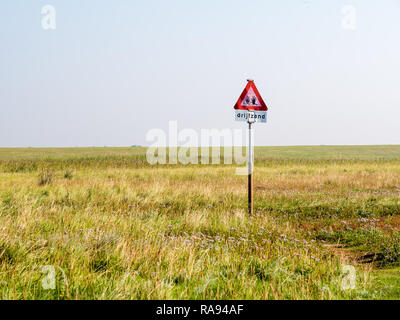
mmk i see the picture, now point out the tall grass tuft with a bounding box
[64,170,73,180]
[38,170,54,186]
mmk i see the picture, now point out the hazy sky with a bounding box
[1,0,399,147]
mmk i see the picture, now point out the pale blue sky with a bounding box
[1,0,399,147]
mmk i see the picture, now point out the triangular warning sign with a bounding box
[234,81,268,111]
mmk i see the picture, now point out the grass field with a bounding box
[0,146,400,299]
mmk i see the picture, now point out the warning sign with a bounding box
[234,80,268,111]
[234,80,268,123]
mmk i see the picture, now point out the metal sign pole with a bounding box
[234,79,268,216]
[248,119,254,216]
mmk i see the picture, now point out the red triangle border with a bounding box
[234,81,268,111]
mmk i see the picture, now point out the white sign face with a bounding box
[240,87,262,107]
[235,110,267,123]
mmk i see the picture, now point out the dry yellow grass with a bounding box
[0,147,399,299]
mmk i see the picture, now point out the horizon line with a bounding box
[1,144,400,149]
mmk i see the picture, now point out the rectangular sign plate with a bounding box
[235,110,267,123]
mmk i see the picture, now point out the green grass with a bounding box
[0,146,399,299]
[370,267,400,299]
[1,145,400,161]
